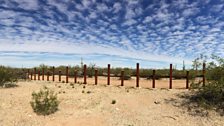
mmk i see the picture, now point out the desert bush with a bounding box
[30,86,59,115]
[187,55,224,115]
[0,66,17,87]
[189,79,224,114]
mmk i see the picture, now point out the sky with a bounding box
[0,0,224,69]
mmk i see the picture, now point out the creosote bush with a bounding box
[30,86,59,115]
[187,55,224,115]
[189,79,224,114]
[0,66,17,87]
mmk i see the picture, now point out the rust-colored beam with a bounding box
[107,64,110,85]
[34,68,36,80]
[203,63,206,86]
[74,70,77,83]
[121,70,124,86]
[52,66,55,81]
[95,69,98,85]
[66,66,69,83]
[59,70,61,82]
[136,63,139,87]
[83,64,87,84]
[38,70,40,80]
[42,68,44,80]
[27,69,30,79]
[186,71,189,89]
[47,71,49,81]
[152,70,155,88]
[169,64,172,89]
[31,72,33,80]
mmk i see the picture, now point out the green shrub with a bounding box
[187,55,224,115]
[189,79,224,113]
[0,66,17,87]
[30,86,59,115]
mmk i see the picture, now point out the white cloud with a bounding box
[89,12,97,19]
[96,3,109,12]
[113,2,122,13]
[143,16,152,23]
[123,19,137,26]
[0,39,192,65]
[182,7,199,17]
[13,0,39,10]
[211,4,223,12]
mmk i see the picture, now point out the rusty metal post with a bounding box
[52,66,55,82]
[186,71,189,89]
[59,70,61,82]
[107,64,110,85]
[47,71,49,81]
[152,70,155,88]
[121,70,124,86]
[136,63,139,87]
[84,64,87,84]
[74,70,77,83]
[42,68,44,80]
[34,68,36,80]
[27,69,30,79]
[203,63,206,86]
[169,64,172,89]
[95,69,98,85]
[31,72,33,80]
[38,70,40,80]
[66,66,69,83]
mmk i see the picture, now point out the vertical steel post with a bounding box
[136,63,139,87]
[186,71,189,89]
[169,64,173,89]
[66,66,69,83]
[152,70,155,88]
[84,64,87,84]
[107,64,110,85]
[52,66,55,82]
[95,69,98,85]
[203,63,206,86]
[121,70,124,86]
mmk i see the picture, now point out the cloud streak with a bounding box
[0,0,224,68]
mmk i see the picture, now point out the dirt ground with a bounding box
[0,80,223,126]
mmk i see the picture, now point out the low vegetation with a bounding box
[30,86,59,115]
[0,66,18,87]
[187,55,224,115]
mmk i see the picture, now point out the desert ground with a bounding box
[0,78,223,126]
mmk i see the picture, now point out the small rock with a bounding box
[154,101,161,104]
[111,100,116,104]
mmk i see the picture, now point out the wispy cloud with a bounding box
[0,0,224,68]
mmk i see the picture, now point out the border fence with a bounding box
[26,63,206,89]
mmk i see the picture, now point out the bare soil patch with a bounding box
[0,80,223,126]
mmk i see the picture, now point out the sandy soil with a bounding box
[0,80,223,126]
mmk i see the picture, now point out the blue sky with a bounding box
[0,0,224,69]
